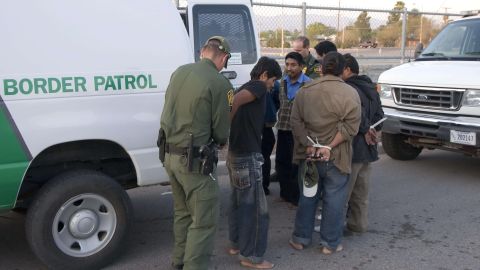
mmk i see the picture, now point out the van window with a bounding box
[420,19,480,59]
[192,5,257,64]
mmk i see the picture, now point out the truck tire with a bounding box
[25,170,132,270]
[382,133,422,160]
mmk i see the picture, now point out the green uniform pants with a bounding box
[346,162,371,233]
[164,153,219,270]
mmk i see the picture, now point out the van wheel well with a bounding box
[17,140,137,208]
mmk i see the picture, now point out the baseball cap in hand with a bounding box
[299,161,319,197]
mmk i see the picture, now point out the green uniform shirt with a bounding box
[161,59,232,147]
[303,53,320,79]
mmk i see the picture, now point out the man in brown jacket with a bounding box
[288,52,361,254]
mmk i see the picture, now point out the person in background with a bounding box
[227,56,282,269]
[275,52,312,207]
[262,80,280,195]
[291,36,320,79]
[342,53,384,235]
[288,51,361,255]
[313,40,338,77]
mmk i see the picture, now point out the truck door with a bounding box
[187,0,260,88]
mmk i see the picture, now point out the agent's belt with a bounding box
[165,144,200,157]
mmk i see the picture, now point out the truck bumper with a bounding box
[382,107,480,148]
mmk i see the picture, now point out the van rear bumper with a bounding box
[382,107,480,147]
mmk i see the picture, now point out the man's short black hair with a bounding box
[322,51,345,76]
[285,52,305,66]
[294,36,310,48]
[343,53,360,74]
[250,57,282,80]
[314,41,338,57]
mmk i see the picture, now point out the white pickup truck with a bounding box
[378,13,480,160]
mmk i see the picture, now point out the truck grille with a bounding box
[393,87,464,110]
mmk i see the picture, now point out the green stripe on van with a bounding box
[0,101,30,211]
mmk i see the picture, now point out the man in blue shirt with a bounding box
[275,52,311,206]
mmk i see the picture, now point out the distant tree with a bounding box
[406,9,443,46]
[305,22,336,43]
[387,1,405,25]
[376,23,401,47]
[337,25,361,48]
[375,1,405,47]
[354,11,373,42]
[336,11,372,48]
[260,29,292,48]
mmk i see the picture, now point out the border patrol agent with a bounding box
[159,36,233,270]
[291,36,320,79]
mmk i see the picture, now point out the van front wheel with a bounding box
[25,170,132,270]
[382,133,423,160]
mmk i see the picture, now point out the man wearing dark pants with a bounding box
[227,57,281,269]
[275,52,311,206]
[261,81,280,195]
[342,54,384,234]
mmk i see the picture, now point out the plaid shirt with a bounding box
[275,75,309,131]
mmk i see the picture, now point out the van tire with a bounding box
[382,133,422,160]
[25,170,132,270]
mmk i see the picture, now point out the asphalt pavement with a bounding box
[1,150,480,270]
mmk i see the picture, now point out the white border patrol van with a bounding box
[378,13,480,160]
[0,0,259,268]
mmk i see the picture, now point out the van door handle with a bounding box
[221,71,237,80]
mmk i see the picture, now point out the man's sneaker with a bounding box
[314,225,320,233]
[321,244,343,255]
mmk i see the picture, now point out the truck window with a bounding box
[192,5,257,64]
[420,19,480,58]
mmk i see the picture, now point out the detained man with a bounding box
[227,57,282,269]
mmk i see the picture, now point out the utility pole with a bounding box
[419,15,423,44]
[337,0,341,46]
[443,7,450,24]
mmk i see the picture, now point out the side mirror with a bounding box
[414,43,424,59]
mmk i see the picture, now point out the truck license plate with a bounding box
[450,130,476,146]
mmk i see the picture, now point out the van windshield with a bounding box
[192,5,257,64]
[419,18,480,60]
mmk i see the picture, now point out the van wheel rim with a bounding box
[52,194,117,257]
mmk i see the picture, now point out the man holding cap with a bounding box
[159,36,233,270]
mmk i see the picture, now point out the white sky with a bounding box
[270,0,480,14]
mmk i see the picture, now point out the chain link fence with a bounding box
[252,1,464,80]
[172,0,464,80]
[253,1,462,61]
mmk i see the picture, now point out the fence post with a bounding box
[302,2,307,36]
[401,7,408,63]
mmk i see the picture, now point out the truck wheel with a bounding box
[25,170,132,270]
[382,133,422,160]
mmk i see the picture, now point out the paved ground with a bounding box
[1,150,480,270]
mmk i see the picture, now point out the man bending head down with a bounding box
[227,56,281,269]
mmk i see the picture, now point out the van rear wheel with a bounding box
[382,133,423,160]
[25,170,132,270]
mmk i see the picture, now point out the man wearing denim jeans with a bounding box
[288,52,361,254]
[227,57,281,269]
